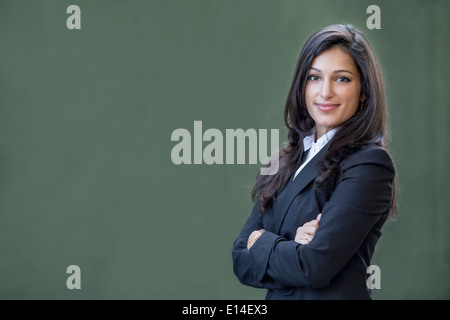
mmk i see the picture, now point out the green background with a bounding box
[0,0,449,299]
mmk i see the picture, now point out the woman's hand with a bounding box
[295,213,322,244]
[247,229,265,250]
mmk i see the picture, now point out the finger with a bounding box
[296,226,318,238]
[303,225,318,236]
[296,225,312,233]
[317,213,322,221]
[303,219,320,228]
[295,235,309,245]
[298,233,313,244]
[295,229,313,242]
[303,220,320,230]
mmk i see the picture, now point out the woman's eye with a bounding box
[307,75,319,81]
[336,76,351,82]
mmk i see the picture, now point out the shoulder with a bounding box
[340,143,395,174]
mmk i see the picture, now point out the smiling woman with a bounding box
[232,24,399,300]
[305,47,364,139]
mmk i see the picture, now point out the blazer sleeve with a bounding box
[232,203,291,290]
[249,146,395,289]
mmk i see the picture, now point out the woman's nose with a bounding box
[320,79,334,99]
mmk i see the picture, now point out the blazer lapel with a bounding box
[273,146,327,234]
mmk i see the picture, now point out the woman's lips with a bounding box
[315,103,339,111]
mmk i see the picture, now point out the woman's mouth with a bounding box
[315,103,340,112]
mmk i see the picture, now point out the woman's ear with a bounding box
[360,93,367,102]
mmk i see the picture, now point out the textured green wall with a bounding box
[0,0,448,299]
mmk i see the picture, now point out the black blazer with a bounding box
[232,143,395,300]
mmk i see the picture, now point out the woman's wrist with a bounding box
[247,229,265,250]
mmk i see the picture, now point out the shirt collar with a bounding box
[303,128,338,151]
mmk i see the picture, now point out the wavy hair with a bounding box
[252,24,398,220]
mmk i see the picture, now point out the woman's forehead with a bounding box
[310,47,358,73]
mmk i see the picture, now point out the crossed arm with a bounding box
[232,147,395,290]
[247,213,321,250]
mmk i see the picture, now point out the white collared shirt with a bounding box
[292,128,338,180]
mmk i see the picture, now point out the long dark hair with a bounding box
[252,24,398,220]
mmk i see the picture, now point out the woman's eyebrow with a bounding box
[334,69,354,75]
[309,67,353,75]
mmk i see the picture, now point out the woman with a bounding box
[232,24,398,300]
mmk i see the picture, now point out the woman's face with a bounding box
[305,46,363,139]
